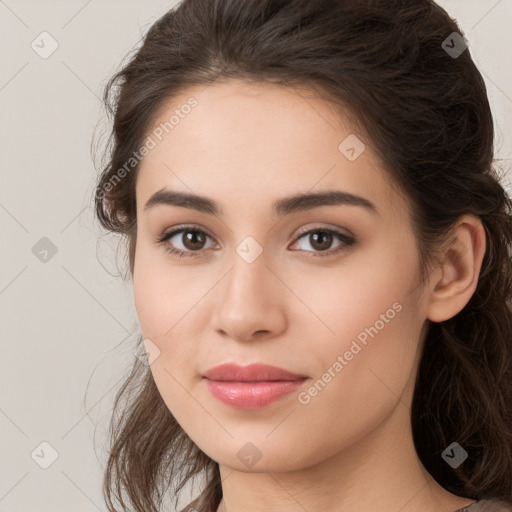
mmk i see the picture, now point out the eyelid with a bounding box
[293,222,355,239]
[154,223,216,243]
[289,225,355,256]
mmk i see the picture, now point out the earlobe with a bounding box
[426,216,487,323]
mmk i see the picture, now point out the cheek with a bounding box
[295,240,416,341]
[299,239,422,412]
[133,259,207,423]
[293,296,420,461]
[132,246,218,392]
[133,241,205,341]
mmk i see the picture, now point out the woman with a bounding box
[94,0,512,511]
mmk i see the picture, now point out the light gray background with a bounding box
[1,1,511,511]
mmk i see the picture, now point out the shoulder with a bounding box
[466,500,512,512]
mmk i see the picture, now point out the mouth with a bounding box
[201,362,308,409]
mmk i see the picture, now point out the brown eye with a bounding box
[157,226,216,257]
[306,230,334,252]
[291,228,355,257]
[181,230,207,251]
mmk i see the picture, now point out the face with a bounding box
[133,79,429,472]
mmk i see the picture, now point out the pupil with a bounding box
[311,231,332,251]
[185,231,205,250]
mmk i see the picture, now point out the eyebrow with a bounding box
[143,188,378,217]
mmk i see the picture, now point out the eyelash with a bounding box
[155,224,355,259]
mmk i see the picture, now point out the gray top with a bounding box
[454,500,512,511]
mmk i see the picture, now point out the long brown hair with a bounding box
[93,1,512,510]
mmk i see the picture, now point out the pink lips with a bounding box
[202,363,308,409]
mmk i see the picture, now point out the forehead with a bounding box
[135,80,404,218]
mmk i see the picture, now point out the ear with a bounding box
[426,215,487,323]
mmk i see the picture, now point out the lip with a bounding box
[202,362,308,382]
[202,363,308,409]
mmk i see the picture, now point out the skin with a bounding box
[133,79,485,512]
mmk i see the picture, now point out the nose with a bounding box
[210,249,288,343]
